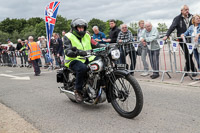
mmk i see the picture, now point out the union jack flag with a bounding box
[45,1,60,63]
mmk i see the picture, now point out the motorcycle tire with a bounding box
[110,74,143,119]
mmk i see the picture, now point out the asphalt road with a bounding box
[0,67,200,133]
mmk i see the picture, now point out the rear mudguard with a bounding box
[106,69,131,103]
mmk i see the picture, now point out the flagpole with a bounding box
[45,1,60,70]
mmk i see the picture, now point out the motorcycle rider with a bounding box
[64,18,99,102]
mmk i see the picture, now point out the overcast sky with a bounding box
[1,0,200,27]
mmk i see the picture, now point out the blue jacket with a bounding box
[183,24,200,43]
[92,31,106,43]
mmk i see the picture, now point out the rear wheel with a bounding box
[110,74,143,119]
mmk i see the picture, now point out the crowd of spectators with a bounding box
[0,4,199,80]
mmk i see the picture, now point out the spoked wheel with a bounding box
[110,74,143,119]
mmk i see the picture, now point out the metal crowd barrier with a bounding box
[0,51,32,68]
[116,36,200,83]
[0,48,64,70]
[171,36,200,82]
[118,40,173,81]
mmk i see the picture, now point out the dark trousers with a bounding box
[32,59,41,75]
[19,52,24,66]
[38,58,42,67]
[42,50,47,64]
[193,48,200,71]
[54,54,61,67]
[69,60,88,92]
[2,53,9,65]
[20,52,28,66]
[179,41,196,72]
[23,54,28,66]
[119,46,137,70]
[148,49,160,75]
[0,55,2,64]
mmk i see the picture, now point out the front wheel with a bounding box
[110,74,143,119]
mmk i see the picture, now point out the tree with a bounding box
[0,18,20,34]
[157,23,168,35]
[54,15,70,36]
[0,30,9,44]
[104,21,111,37]
[34,21,46,39]
[115,19,123,27]
[88,18,107,35]
[11,18,27,34]
[20,25,36,41]
[129,22,138,35]
[26,17,44,27]
[10,30,21,43]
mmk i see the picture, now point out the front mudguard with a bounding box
[106,69,131,103]
[113,69,130,77]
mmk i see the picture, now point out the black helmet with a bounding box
[71,18,88,38]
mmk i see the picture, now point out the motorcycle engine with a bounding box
[98,89,106,103]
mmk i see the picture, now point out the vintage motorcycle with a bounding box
[57,44,143,119]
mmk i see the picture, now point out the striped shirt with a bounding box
[117,30,134,52]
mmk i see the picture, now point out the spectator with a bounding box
[104,19,120,43]
[40,36,48,67]
[27,36,41,76]
[37,37,41,47]
[62,30,66,41]
[137,20,149,76]
[19,39,28,67]
[52,33,63,68]
[8,43,17,67]
[163,5,197,76]
[140,22,160,79]
[117,24,136,73]
[36,37,42,67]
[181,14,200,80]
[25,39,32,68]
[62,30,67,46]
[16,39,23,67]
[0,43,2,65]
[7,39,13,45]
[92,26,106,44]
[2,45,9,66]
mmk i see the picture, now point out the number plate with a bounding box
[116,64,127,70]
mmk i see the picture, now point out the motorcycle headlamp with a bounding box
[111,49,120,60]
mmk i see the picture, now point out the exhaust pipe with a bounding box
[59,87,76,101]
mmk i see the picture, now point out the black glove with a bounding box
[78,50,87,56]
[65,47,78,58]
[71,47,77,51]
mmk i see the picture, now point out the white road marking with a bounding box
[11,71,54,76]
[0,74,30,80]
[5,70,13,73]
[189,81,200,85]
